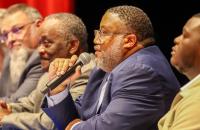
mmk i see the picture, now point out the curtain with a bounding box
[0,0,74,17]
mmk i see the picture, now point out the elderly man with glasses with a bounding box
[0,8,7,77]
[0,4,43,102]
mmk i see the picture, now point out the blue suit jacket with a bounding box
[43,46,180,130]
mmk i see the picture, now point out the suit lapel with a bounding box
[17,51,40,86]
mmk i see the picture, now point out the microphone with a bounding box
[41,53,91,94]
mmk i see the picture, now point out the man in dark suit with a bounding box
[43,5,180,130]
[0,4,43,102]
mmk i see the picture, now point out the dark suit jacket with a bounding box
[0,51,44,102]
[43,46,180,130]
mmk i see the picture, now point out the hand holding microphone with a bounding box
[47,55,80,96]
[41,53,91,95]
[0,100,11,122]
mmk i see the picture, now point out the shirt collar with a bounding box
[179,74,200,97]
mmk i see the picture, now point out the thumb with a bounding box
[0,100,7,109]
[74,65,82,77]
[69,65,82,82]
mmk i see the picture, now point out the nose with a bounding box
[6,32,15,47]
[38,45,46,56]
[93,34,102,45]
[174,35,182,45]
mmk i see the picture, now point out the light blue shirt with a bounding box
[46,88,81,130]
[47,88,68,107]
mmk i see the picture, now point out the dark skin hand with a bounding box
[48,55,82,96]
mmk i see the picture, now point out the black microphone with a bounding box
[41,53,91,94]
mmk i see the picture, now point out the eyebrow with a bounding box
[2,24,23,33]
[100,25,112,31]
[196,24,200,32]
[183,27,189,33]
[12,23,26,28]
[41,36,54,42]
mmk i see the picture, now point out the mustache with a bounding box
[40,57,50,60]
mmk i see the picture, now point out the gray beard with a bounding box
[9,47,30,84]
[96,42,123,72]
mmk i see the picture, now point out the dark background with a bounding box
[75,0,200,86]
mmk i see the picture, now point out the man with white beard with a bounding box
[0,8,7,76]
[0,4,43,102]
[9,46,30,85]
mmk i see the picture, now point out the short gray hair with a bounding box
[107,5,154,42]
[0,8,6,27]
[4,3,41,21]
[0,9,6,19]
[45,13,88,51]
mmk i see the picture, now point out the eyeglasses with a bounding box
[94,29,131,38]
[0,33,5,44]
[0,22,34,42]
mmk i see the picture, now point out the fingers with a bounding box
[49,66,82,96]
[54,55,78,76]
[69,65,82,82]
[0,100,11,122]
[0,100,7,109]
[59,60,69,75]
[57,59,69,76]
[48,60,58,80]
[48,55,81,96]
[48,55,79,81]
[59,55,77,75]
[51,58,66,75]
[49,83,67,96]
[75,65,81,76]
[69,55,78,67]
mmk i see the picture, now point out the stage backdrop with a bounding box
[0,0,74,16]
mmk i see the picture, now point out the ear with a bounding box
[35,19,43,28]
[123,34,137,49]
[69,39,80,54]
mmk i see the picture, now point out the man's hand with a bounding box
[0,100,11,122]
[48,55,82,96]
[65,119,81,130]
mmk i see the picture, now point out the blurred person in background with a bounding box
[0,3,43,102]
[0,8,7,77]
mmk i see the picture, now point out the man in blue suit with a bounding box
[43,5,180,130]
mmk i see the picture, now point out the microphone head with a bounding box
[78,52,91,65]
